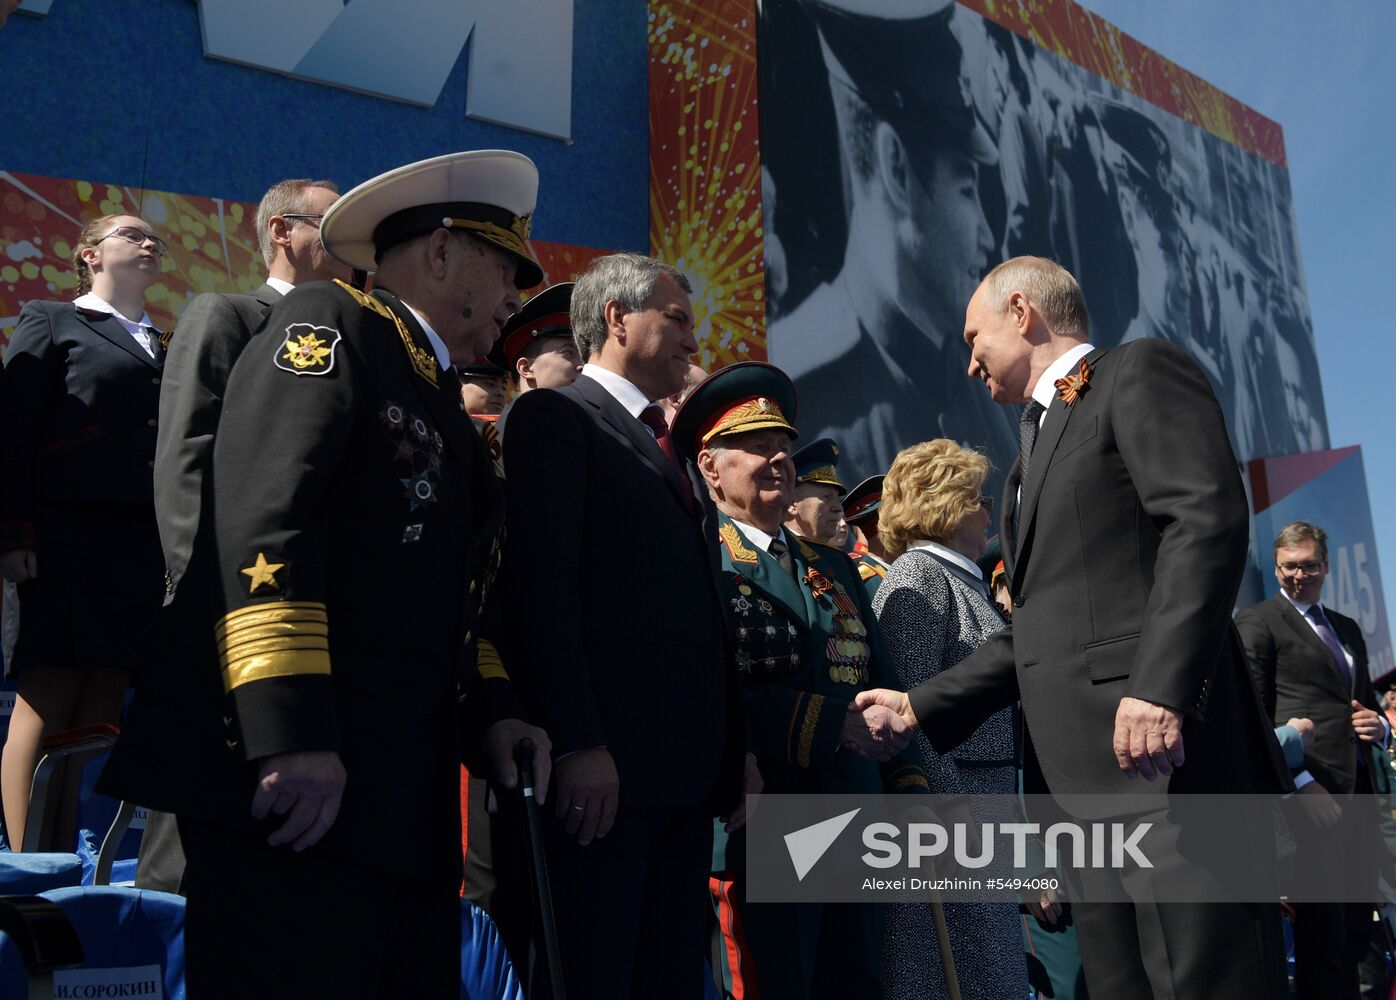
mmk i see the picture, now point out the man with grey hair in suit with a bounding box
[99,177,350,893]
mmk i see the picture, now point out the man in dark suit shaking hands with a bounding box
[502,253,758,998]
[1237,520,1385,1000]
[857,256,1289,997]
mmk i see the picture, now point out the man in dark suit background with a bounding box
[501,253,761,998]
[858,256,1289,997]
[1237,520,1385,1000]
[100,178,350,893]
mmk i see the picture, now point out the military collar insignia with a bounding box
[719,522,759,565]
[333,279,438,388]
[274,323,341,376]
[795,538,820,562]
[1054,358,1093,406]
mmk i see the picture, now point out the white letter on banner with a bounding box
[197,0,573,140]
[906,823,948,867]
[862,822,902,868]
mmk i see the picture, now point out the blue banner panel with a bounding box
[0,0,647,252]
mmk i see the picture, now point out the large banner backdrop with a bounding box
[756,0,1331,489]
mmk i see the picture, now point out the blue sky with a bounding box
[1077,0,1396,628]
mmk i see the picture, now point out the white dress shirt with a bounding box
[581,363,655,428]
[73,292,157,357]
[264,276,295,296]
[1027,341,1096,424]
[729,518,790,555]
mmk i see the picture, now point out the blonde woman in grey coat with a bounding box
[872,439,1027,1000]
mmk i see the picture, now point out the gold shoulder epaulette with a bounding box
[719,522,759,564]
[332,279,438,387]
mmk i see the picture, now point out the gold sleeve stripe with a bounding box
[477,638,509,681]
[214,601,327,641]
[796,694,825,769]
[215,602,331,692]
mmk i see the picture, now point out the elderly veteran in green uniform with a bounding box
[783,437,846,547]
[171,150,552,999]
[843,474,891,600]
[674,362,924,1000]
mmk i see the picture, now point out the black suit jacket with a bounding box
[0,299,163,549]
[1236,592,1376,795]
[501,373,743,812]
[908,339,1288,809]
[155,281,282,595]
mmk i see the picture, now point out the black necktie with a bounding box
[1013,400,1046,539]
[767,537,795,577]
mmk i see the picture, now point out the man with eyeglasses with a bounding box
[1236,519,1386,1000]
[99,179,350,894]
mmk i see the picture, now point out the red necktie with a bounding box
[640,405,697,513]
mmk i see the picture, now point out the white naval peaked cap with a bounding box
[320,149,543,287]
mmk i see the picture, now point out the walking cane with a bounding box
[515,738,567,1000]
[924,861,963,1000]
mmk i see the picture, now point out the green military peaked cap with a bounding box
[671,361,799,462]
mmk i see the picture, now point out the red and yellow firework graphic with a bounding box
[649,0,767,368]
[0,170,610,351]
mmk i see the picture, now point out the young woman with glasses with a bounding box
[0,212,168,849]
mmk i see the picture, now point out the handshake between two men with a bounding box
[846,686,1198,782]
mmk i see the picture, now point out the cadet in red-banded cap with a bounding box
[493,281,581,395]
[842,473,891,599]
[674,362,927,1000]
[165,150,552,998]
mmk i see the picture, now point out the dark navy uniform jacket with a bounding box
[116,279,519,883]
[0,299,163,549]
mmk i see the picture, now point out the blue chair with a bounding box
[0,886,185,999]
[461,900,524,1000]
[0,852,83,895]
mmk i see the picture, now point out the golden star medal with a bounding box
[240,552,285,594]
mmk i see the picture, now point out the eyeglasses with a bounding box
[98,226,167,256]
[1277,561,1325,575]
[280,213,324,227]
[977,494,995,513]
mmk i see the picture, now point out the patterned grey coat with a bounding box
[873,546,1027,1000]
